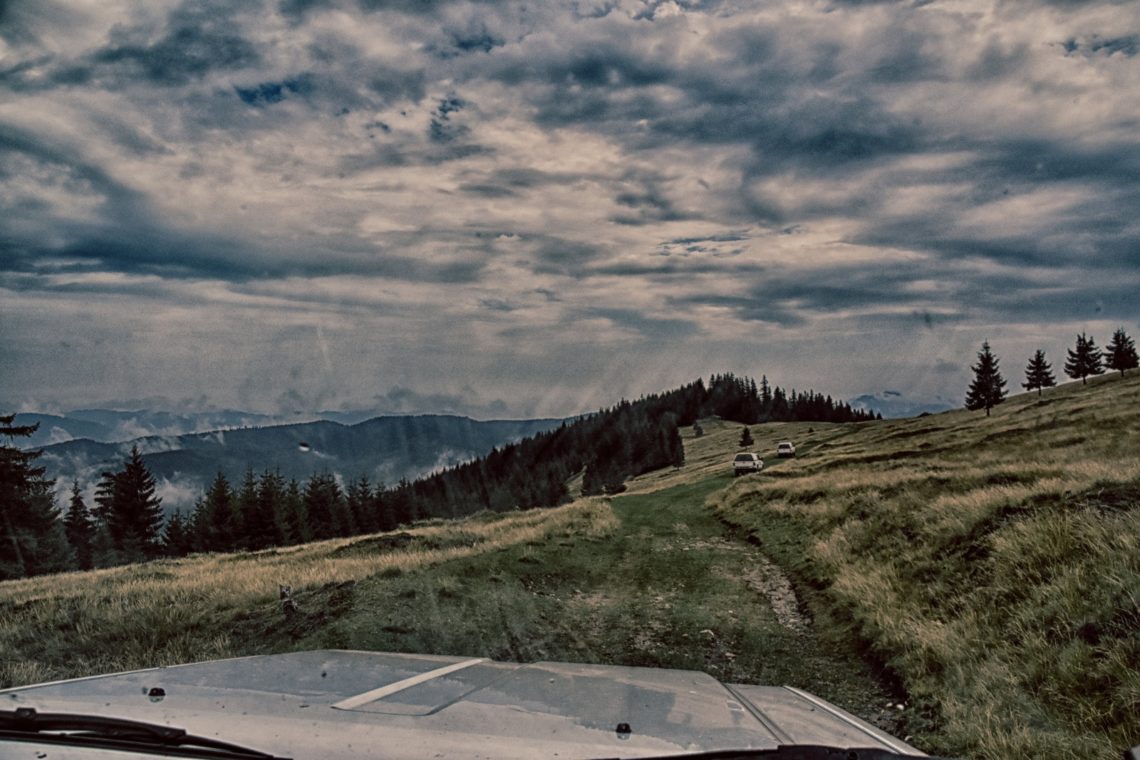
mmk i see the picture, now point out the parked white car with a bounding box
[777,441,796,458]
[733,452,764,475]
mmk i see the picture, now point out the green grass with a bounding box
[710,373,1140,760]
[4,372,1136,758]
[0,468,903,738]
[232,474,896,719]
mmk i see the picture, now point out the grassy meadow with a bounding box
[0,500,617,688]
[0,426,904,740]
[711,372,1140,759]
[1,373,1137,759]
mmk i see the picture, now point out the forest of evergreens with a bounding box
[1,374,875,578]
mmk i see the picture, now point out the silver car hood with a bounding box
[0,650,924,759]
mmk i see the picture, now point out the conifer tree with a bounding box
[64,481,95,570]
[196,472,236,552]
[280,478,308,545]
[1104,327,1139,378]
[1022,350,1056,397]
[235,467,259,549]
[251,470,285,549]
[965,341,1007,417]
[162,510,194,556]
[304,472,344,540]
[0,416,71,578]
[739,427,754,448]
[1064,332,1104,384]
[93,445,164,560]
[346,476,376,534]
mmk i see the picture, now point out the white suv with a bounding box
[776,441,796,458]
[733,453,764,475]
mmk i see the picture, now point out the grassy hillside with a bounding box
[711,373,1140,759]
[0,501,617,688]
[2,374,1136,759]
[0,424,904,739]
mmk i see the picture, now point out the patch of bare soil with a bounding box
[738,555,810,634]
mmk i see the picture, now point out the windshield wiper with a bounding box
[0,707,292,759]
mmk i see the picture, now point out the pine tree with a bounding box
[304,472,344,540]
[1104,327,1139,378]
[162,510,194,556]
[1064,332,1104,385]
[739,427,754,448]
[346,476,376,534]
[965,341,1008,417]
[64,481,95,570]
[1022,350,1057,397]
[252,470,285,549]
[93,446,163,561]
[235,467,259,549]
[197,472,236,552]
[0,415,72,578]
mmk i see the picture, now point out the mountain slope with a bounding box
[36,415,563,510]
[848,390,955,419]
[11,409,282,447]
[3,374,1135,759]
[711,372,1140,760]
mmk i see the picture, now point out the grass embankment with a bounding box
[711,374,1140,760]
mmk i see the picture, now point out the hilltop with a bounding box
[1,372,1137,759]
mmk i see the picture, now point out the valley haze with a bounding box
[17,412,564,514]
[9,383,934,512]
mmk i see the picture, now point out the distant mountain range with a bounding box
[10,392,951,512]
[23,414,562,514]
[848,391,956,419]
[10,409,284,448]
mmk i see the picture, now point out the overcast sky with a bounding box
[2,0,1137,419]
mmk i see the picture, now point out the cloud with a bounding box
[1,0,1138,413]
[377,386,512,419]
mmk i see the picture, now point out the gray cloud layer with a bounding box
[2,0,1138,416]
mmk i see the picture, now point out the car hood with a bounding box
[0,650,924,759]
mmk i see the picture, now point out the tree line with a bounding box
[2,374,876,578]
[966,327,1138,416]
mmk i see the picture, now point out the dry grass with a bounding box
[0,499,616,689]
[3,373,1137,758]
[710,373,1140,760]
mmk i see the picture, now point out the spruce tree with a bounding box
[1104,327,1139,378]
[252,470,285,549]
[739,427,754,448]
[280,478,308,545]
[93,446,163,560]
[0,415,71,578]
[304,472,344,540]
[346,476,375,534]
[1022,350,1057,397]
[199,472,237,552]
[235,467,259,549]
[64,481,95,570]
[1064,332,1104,384]
[965,340,1008,416]
[759,375,772,409]
[162,510,194,556]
